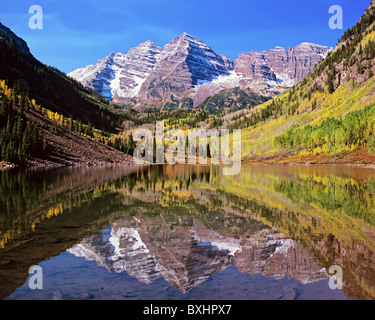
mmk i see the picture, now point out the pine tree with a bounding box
[42,138,47,152]
[0,98,7,117]
[5,117,11,137]
[327,66,335,94]
[5,143,11,162]
[357,61,364,74]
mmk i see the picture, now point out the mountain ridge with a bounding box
[0,22,31,56]
[68,33,332,112]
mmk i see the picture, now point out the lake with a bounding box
[1,164,375,300]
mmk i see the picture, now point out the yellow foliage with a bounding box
[359,30,375,49]
[240,74,375,158]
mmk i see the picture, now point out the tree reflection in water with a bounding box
[1,164,375,300]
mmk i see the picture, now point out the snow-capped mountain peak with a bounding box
[68,34,332,110]
[68,40,162,101]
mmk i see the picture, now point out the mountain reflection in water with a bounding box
[1,164,375,300]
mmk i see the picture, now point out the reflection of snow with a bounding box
[268,238,294,257]
[210,240,243,255]
[193,222,243,256]
[109,227,150,257]
[67,219,329,291]
[196,238,242,256]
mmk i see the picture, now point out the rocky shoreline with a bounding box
[0,162,16,170]
[0,160,139,170]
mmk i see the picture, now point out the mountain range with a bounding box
[68,33,332,111]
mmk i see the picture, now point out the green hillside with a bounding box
[197,87,270,114]
[0,28,125,133]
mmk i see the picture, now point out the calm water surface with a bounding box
[1,164,375,300]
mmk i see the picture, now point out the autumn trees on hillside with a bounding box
[274,102,375,154]
[0,84,44,163]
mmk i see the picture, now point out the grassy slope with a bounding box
[27,108,134,166]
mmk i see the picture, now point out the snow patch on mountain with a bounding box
[211,70,243,87]
[68,41,162,101]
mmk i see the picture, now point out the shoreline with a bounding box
[0,160,138,171]
[241,162,375,170]
[2,160,375,171]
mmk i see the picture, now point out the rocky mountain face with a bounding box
[191,42,332,107]
[68,33,332,111]
[196,42,332,104]
[68,41,162,101]
[136,33,235,106]
[238,43,332,85]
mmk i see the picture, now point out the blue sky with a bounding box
[0,0,371,73]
